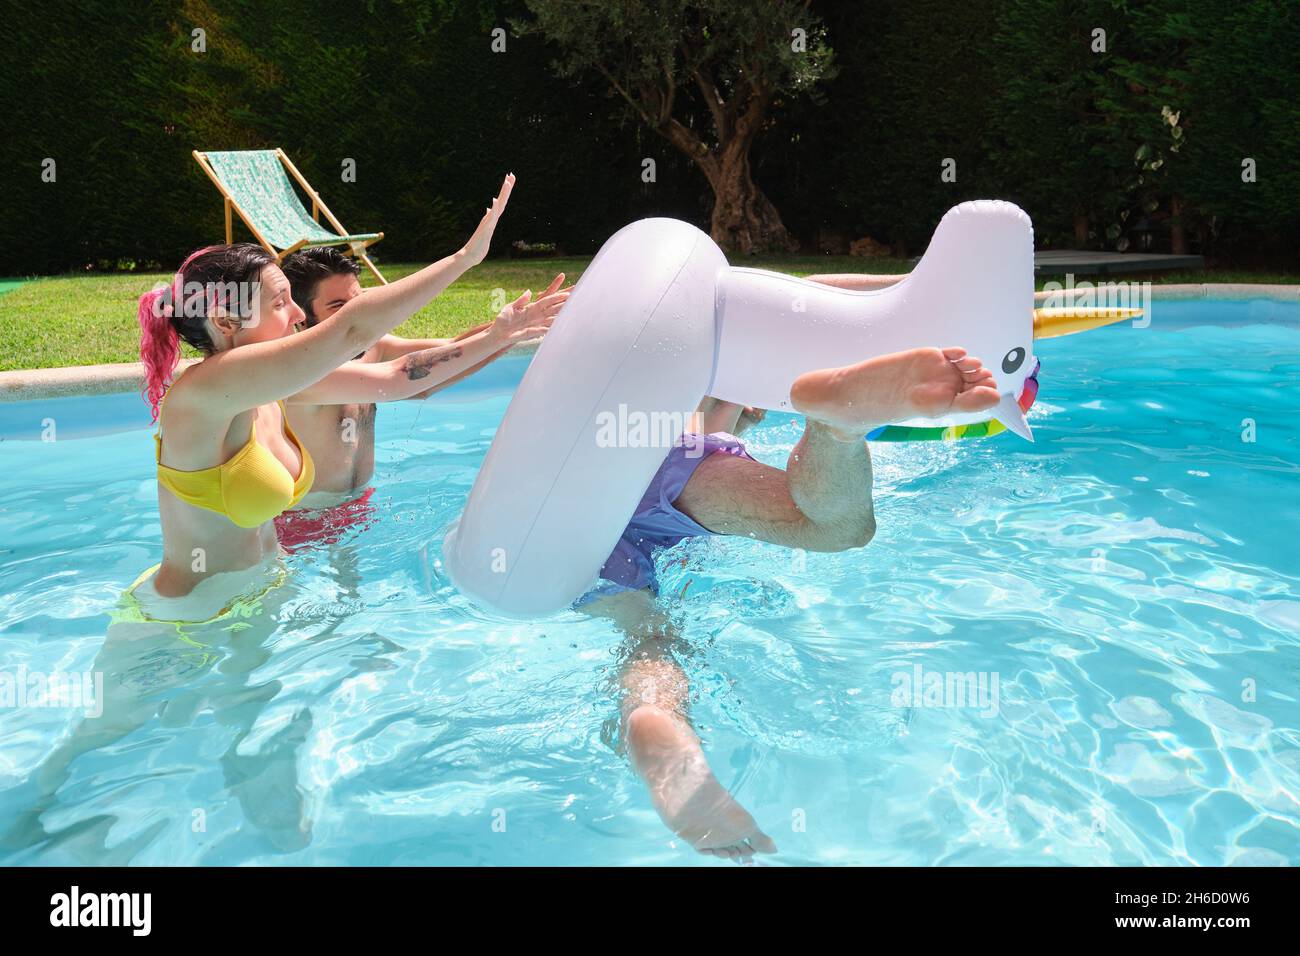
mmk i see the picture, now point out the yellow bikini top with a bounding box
[155,401,315,528]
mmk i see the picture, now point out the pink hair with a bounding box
[137,247,217,421]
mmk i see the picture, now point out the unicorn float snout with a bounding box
[958,312,1038,441]
[992,389,1035,441]
[977,303,1145,442]
[985,304,1142,441]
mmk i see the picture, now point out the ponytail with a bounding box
[136,244,274,420]
[138,285,179,422]
[137,246,226,421]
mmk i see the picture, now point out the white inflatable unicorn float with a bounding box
[444,200,1139,616]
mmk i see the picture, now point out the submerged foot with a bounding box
[790,346,1000,440]
[626,704,776,861]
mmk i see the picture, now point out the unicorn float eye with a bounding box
[1002,347,1027,374]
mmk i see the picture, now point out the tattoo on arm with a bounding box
[404,347,464,381]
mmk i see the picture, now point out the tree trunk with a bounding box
[649,84,797,254]
[1073,213,1090,247]
[708,153,797,254]
[623,71,796,254]
[1169,194,1187,254]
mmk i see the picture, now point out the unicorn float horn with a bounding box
[1033,306,1145,339]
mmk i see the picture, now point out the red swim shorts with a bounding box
[275,486,377,553]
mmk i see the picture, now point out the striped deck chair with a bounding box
[193,148,387,284]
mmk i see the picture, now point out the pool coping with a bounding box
[0,341,545,402]
[1,285,1296,402]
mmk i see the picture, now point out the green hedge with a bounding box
[2,0,1296,274]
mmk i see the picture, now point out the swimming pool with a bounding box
[1,297,1298,866]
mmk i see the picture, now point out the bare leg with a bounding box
[581,589,776,861]
[675,347,998,550]
[673,420,876,551]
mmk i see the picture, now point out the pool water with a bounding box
[1,299,1298,866]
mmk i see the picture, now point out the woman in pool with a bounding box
[0,176,532,855]
[134,174,520,620]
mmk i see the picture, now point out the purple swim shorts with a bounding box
[574,432,753,607]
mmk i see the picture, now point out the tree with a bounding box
[1172,0,1300,261]
[515,0,835,253]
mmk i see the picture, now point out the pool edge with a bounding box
[0,340,544,402]
[0,288,1294,402]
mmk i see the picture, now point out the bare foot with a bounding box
[626,704,777,861]
[790,346,1000,440]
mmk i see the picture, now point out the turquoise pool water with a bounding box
[1,298,1298,866]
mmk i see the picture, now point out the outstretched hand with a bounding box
[462,173,516,267]
[490,272,570,345]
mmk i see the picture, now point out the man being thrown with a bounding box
[578,282,1002,860]
[277,247,566,547]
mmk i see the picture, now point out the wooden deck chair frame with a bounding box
[192,148,389,285]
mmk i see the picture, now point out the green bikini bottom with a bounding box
[111,563,288,666]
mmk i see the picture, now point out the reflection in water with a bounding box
[3,326,1300,865]
[1,532,385,863]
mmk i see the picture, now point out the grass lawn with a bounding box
[0,256,1295,371]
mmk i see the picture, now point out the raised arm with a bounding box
[288,281,569,405]
[801,272,907,291]
[178,174,517,417]
[286,338,499,405]
[382,272,568,396]
[375,272,565,361]
[406,352,506,399]
[372,324,487,360]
